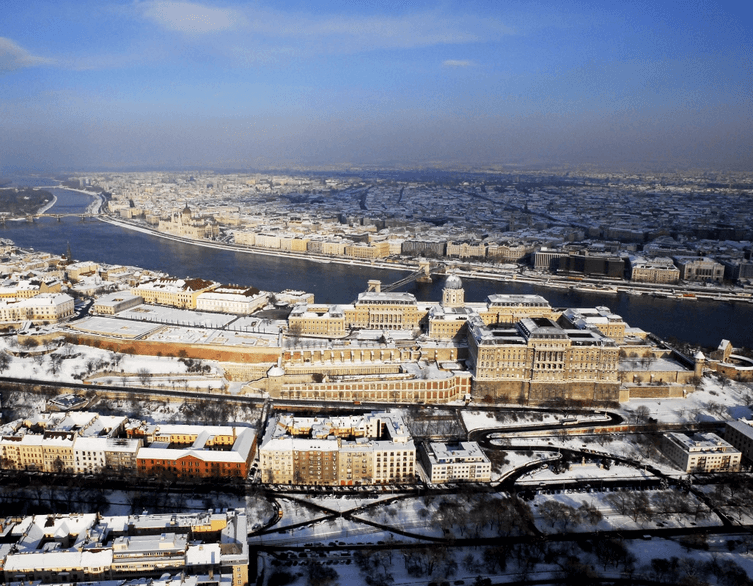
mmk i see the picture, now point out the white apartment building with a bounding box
[0,293,75,323]
[196,286,268,315]
[661,432,741,473]
[422,441,492,484]
[92,291,144,315]
[73,437,142,474]
[724,419,753,462]
[673,256,725,282]
[259,412,416,486]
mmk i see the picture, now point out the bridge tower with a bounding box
[367,279,382,293]
[416,260,432,283]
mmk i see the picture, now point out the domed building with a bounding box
[442,273,465,308]
[158,203,220,240]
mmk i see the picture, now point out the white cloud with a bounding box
[443,59,475,68]
[0,37,54,73]
[137,2,511,51]
[243,10,512,51]
[139,0,241,33]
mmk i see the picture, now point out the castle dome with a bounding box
[445,274,463,290]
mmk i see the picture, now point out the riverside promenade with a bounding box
[96,213,753,305]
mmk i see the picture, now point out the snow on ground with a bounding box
[257,488,753,586]
[353,496,443,538]
[301,493,404,513]
[118,305,237,328]
[495,450,557,481]
[462,409,608,431]
[0,337,227,391]
[530,489,721,533]
[91,373,225,391]
[694,484,753,526]
[274,497,331,529]
[627,536,753,578]
[620,375,753,425]
[461,374,752,433]
[261,530,753,586]
[518,462,653,485]
[493,433,684,477]
[254,516,395,547]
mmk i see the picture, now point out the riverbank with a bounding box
[37,194,58,214]
[4,186,750,348]
[96,213,753,305]
[44,182,748,305]
[96,214,419,274]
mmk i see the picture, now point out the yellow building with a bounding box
[477,294,556,325]
[288,303,348,338]
[320,240,348,256]
[468,316,620,404]
[487,242,535,262]
[42,433,76,473]
[446,240,487,258]
[131,277,217,309]
[259,412,415,486]
[427,275,472,339]
[157,205,219,240]
[66,261,100,282]
[560,307,627,344]
[0,293,75,323]
[234,231,256,246]
[629,256,680,284]
[1,510,249,586]
[349,291,421,331]
[345,241,391,259]
[254,233,282,249]
[0,279,61,299]
[196,285,268,315]
[280,235,310,252]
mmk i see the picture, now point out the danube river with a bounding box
[2,185,751,349]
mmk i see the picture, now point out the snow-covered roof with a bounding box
[138,428,255,464]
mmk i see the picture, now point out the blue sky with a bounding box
[1,0,751,170]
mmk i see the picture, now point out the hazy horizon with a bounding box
[2,1,752,172]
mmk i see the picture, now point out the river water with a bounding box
[1,183,750,349]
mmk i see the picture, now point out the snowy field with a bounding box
[517,461,654,485]
[0,337,229,394]
[622,375,753,424]
[462,409,609,431]
[530,489,721,533]
[261,517,753,586]
[492,431,690,478]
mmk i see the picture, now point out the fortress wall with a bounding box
[62,332,281,363]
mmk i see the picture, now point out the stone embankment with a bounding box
[95,211,752,304]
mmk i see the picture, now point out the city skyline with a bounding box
[1,0,751,171]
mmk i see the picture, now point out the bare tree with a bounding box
[137,368,150,386]
[0,351,10,372]
[634,405,651,424]
[578,501,603,526]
